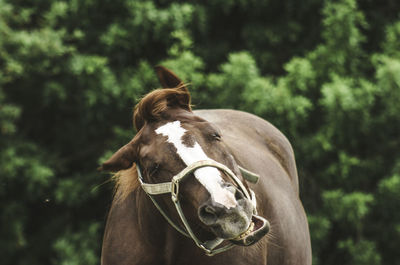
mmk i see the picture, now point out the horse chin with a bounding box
[229,215,270,246]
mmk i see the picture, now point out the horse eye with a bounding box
[212,132,221,141]
[149,163,160,176]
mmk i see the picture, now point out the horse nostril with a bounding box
[198,205,218,225]
[234,189,245,201]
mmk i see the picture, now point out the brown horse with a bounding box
[100,66,312,265]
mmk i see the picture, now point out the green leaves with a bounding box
[338,239,381,265]
[0,104,21,135]
[209,52,260,109]
[1,0,399,264]
[53,223,101,265]
[323,190,373,226]
[378,174,400,202]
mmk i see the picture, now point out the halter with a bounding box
[137,160,260,256]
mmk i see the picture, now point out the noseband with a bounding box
[137,160,259,256]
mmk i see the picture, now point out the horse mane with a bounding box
[112,85,191,202]
[113,164,139,203]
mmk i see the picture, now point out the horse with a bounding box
[99,66,312,265]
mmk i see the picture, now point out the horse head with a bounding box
[100,66,269,254]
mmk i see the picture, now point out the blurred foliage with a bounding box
[0,0,399,264]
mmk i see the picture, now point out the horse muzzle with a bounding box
[198,188,269,247]
[198,185,252,236]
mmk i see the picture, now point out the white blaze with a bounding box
[155,121,237,209]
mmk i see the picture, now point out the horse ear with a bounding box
[155,65,184,88]
[154,65,192,112]
[99,141,137,172]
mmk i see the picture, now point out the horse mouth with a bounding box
[229,215,269,246]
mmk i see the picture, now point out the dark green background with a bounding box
[1,0,399,264]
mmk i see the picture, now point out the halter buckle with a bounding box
[171,178,179,202]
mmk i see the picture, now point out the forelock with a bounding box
[133,85,191,131]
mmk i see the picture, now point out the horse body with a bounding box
[100,66,311,265]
